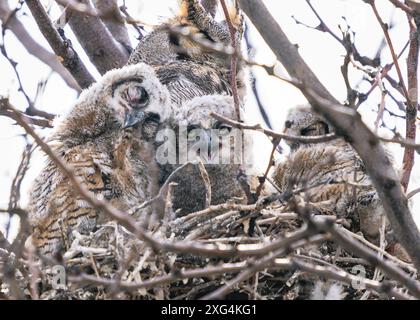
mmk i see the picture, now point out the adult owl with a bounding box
[28,63,172,256]
[127,0,247,107]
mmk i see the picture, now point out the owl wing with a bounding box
[29,143,113,256]
[155,62,230,106]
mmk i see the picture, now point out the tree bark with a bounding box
[92,0,132,54]
[67,0,129,74]
[25,0,95,89]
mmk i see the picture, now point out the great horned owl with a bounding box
[273,105,386,244]
[28,64,172,256]
[128,0,243,69]
[127,0,246,107]
[158,95,251,215]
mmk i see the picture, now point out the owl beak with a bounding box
[123,109,145,128]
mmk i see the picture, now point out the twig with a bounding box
[0,1,79,90]
[290,258,412,300]
[388,0,414,15]
[25,0,94,88]
[220,0,241,121]
[0,99,52,128]
[407,187,420,199]
[201,233,325,299]
[238,0,338,103]
[255,137,279,199]
[314,219,420,298]
[244,21,273,129]
[6,143,32,238]
[368,0,412,108]
[401,13,419,190]
[211,112,338,144]
[198,159,212,208]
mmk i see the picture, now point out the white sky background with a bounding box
[0,0,419,240]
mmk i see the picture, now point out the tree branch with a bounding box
[0,1,79,91]
[0,98,52,128]
[91,0,132,54]
[25,0,94,89]
[64,0,129,74]
[238,0,338,103]
[401,11,419,190]
[238,0,420,272]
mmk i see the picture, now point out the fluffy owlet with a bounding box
[157,95,251,215]
[272,105,386,244]
[28,63,172,256]
[127,0,246,107]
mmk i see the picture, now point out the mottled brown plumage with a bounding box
[28,64,171,256]
[273,106,387,244]
[127,0,246,107]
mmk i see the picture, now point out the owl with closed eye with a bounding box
[28,63,172,256]
[273,105,389,245]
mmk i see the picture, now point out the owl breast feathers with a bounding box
[28,64,171,256]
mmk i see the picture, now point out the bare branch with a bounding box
[25,0,95,89]
[0,1,79,91]
[290,258,413,300]
[201,233,324,299]
[211,112,338,144]
[407,187,420,199]
[389,0,415,15]
[63,0,129,74]
[238,0,420,272]
[0,98,53,128]
[220,0,241,121]
[401,13,419,190]
[91,0,132,54]
[238,0,338,103]
[244,21,273,129]
[368,0,412,108]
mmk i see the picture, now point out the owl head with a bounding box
[172,95,247,165]
[284,105,333,151]
[175,94,240,128]
[55,63,172,143]
[102,64,172,128]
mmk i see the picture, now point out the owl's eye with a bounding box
[300,126,316,136]
[214,122,232,136]
[126,85,149,108]
[301,121,329,136]
[218,125,232,136]
[187,125,199,132]
[187,125,200,140]
[285,120,293,129]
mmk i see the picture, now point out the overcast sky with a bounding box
[0,0,419,240]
